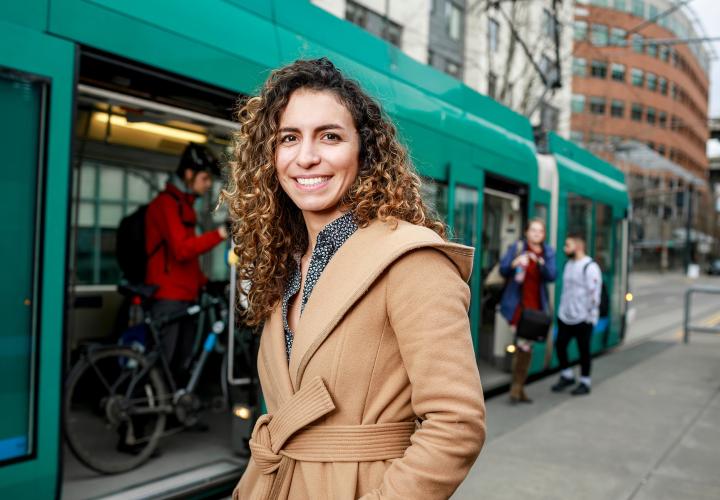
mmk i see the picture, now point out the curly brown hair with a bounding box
[221,58,445,326]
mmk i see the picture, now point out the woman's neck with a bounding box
[527,241,543,252]
[302,208,345,256]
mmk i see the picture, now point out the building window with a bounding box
[657,144,666,156]
[649,5,659,19]
[574,20,588,41]
[572,94,586,113]
[445,1,463,42]
[632,0,644,18]
[671,82,678,99]
[659,77,668,95]
[631,103,643,121]
[659,111,667,128]
[591,24,609,46]
[488,71,497,99]
[346,1,403,47]
[573,57,587,77]
[610,27,626,46]
[631,34,644,54]
[540,55,558,86]
[488,18,499,52]
[543,8,556,38]
[646,107,656,125]
[613,0,628,11]
[631,68,644,87]
[570,130,584,144]
[611,99,625,117]
[646,43,657,57]
[445,59,462,79]
[659,45,670,62]
[591,60,608,78]
[589,96,606,115]
[611,63,626,81]
[646,72,657,91]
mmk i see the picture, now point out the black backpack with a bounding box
[583,260,609,317]
[115,191,181,284]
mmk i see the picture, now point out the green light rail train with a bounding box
[0,1,630,498]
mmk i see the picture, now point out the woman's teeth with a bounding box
[296,177,329,186]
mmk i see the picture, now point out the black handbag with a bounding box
[516,309,552,342]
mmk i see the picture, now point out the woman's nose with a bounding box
[296,142,321,168]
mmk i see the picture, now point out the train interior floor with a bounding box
[62,410,247,500]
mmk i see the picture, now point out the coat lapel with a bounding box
[258,304,294,407]
[288,219,474,391]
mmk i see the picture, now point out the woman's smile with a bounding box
[293,175,332,190]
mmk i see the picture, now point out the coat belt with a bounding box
[247,376,415,500]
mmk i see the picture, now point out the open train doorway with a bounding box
[478,175,527,377]
[62,50,255,499]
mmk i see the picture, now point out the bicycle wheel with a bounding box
[64,346,168,474]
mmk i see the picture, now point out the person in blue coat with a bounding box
[498,218,556,403]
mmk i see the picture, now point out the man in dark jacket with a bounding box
[145,143,227,390]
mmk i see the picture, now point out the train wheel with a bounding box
[64,346,168,474]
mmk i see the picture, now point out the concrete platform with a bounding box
[454,327,720,500]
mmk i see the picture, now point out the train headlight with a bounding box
[625,292,633,302]
[506,344,517,354]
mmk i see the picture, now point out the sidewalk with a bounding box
[454,329,720,500]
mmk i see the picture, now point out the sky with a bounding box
[688,0,720,155]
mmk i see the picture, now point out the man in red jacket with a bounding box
[145,143,227,390]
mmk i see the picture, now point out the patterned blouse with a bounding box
[282,212,358,360]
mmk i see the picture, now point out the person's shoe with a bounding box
[551,376,575,392]
[571,382,591,396]
[518,389,533,404]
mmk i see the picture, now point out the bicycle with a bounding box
[64,283,248,474]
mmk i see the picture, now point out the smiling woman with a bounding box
[222,58,486,499]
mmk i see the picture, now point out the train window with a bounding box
[594,203,613,271]
[0,71,46,463]
[73,161,170,285]
[567,193,592,244]
[534,203,548,226]
[453,185,478,247]
[420,177,449,223]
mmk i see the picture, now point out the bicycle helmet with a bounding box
[176,142,221,178]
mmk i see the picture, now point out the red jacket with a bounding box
[145,182,224,301]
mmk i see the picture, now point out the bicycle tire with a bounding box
[64,346,168,474]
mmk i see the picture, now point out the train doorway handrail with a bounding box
[683,285,720,343]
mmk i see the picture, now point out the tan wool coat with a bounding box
[233,219,486,500]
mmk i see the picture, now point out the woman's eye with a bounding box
[323,133,340,141]
[280,135,296,143]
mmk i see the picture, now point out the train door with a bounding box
[448,163,483,357]
[478,175,527,377]
[61,51,255,499]
[0,26,74,499]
